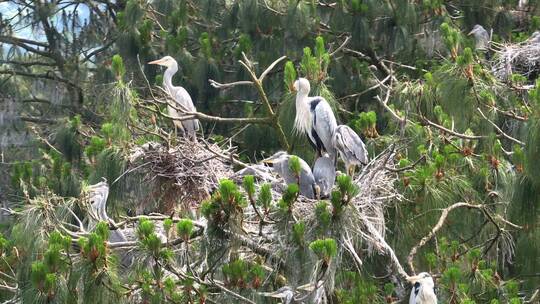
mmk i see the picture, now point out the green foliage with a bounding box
[242,175,255,198]
[309,238,337,263]
[111,54,126,79]
[176,219,194,240]
[278,183,299,212]
[284,60,297,91]
[292,221,306,246]
[288,155,302,176]
[257,183,272,211]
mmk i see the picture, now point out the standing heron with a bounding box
[293,78,338,159]
[263,151,319,199]
[408,272,437,304]
[468,24,490,52]
[312,153,336,198]
[148,56,199,140]
[332,125,369,176]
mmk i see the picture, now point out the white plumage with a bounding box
[408,272,437,304]
[293,78,338,160]
[148,56,199,140]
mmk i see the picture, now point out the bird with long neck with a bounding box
[148,56,199,141]
[293,78,337,160]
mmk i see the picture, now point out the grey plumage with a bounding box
[293,78,338,159]
[468,24,490,51]
[332,125,369,176]
[263,151,317,199]
[312,154,336,198]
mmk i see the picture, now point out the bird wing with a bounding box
[171,86,200,134]
[309,97,337,157]
[333,125,368,165]
[313,157,335,195]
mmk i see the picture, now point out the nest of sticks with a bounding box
[491,41,540,82]
[129,139,235,213]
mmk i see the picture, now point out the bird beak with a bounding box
[291,84,297,92]
[406,275,421,283]
[148,58,164,65]
[262,158,275,164]
[467,29,475,36]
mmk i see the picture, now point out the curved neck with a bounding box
[294,92,311,134]
[163,62,178,92]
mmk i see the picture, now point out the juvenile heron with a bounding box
[332,125,369,176]
[263,151,318,199]
[148,56,199,140]
[408,272,437,304]
[468,24,490,52]
[293,78,338,159]
[312,153,336,198]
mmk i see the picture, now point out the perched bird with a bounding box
[263,151,318,199]
[332,125,369,176]
[468,24,490,52]
[293,78,338,159]
[408,272,437,304]
[148,56,199,140]
[312,153,336,198]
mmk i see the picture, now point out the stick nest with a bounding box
[491,42,540,81]
[129,140,234,213]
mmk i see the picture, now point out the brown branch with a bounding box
[407,203,485,273]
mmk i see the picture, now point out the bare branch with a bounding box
[407,203,485,273]
[209,79,253,89]
[477,107,525,146]
[258,55,287,82]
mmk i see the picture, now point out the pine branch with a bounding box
[407,203,485,274]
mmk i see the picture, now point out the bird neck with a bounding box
[294,92,311,134]
[163,62,178,93]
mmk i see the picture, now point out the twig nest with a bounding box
[129,140,234,213]
[492,41,540,81]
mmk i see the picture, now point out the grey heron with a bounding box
[332,125,369,176]
[468,25,490,52]
[148,56,199,140]
[312,153,336,198]
[263,151,319,199]
[408,272,437,304]
[293,78,338,159]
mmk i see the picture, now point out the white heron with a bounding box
[148,56,199,140]
[468,24,490,52]
[408,272,437,304]
[263,151,319,199]
[332,125,369,176]
[293,78,338,160]
[312,153,336,198]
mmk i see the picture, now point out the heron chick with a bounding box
[148,56,199,141]
[312,153,336,198]
[332,125,369,176]
[263,151,318,199]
